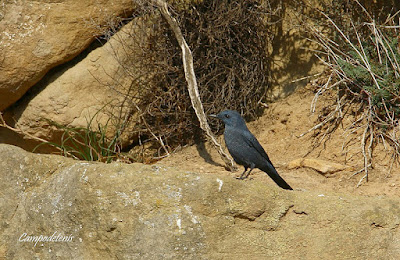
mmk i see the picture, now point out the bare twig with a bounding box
[0,113,77,158]
[299,95,345,138]
[356,173,368,187]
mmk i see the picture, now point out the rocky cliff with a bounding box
[1,144,399,259]
[0,0,135,111]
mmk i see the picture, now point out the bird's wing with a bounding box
[242,130,273,165]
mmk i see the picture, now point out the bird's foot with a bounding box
[235,175,248,180]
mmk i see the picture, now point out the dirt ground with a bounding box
[160,86,400,198]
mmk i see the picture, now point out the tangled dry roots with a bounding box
[105,0,278,159]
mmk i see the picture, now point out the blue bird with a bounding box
[211,110,292,190]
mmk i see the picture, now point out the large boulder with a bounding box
[1,144,399,259]
[5,18,155,147]
[0,0,135,111]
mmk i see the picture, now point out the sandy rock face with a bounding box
[0,0,134,111]
[7,18,151,146]
[288,158,347,175]
[1,144,400,259]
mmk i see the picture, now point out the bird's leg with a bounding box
[236,167,248,180]
[243,164,255,179]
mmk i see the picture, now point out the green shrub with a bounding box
[337,34,400,120]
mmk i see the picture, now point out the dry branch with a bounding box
[153,0,236,171]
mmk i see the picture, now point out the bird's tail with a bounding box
[260,162,293,190]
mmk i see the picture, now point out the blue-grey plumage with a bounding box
[211,110,292,190]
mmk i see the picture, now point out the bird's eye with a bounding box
[225,114,230,118]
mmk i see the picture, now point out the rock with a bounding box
[288,158,347,175]
[7,18,154,147]
[0,0,135,111]
[1,144,400,259]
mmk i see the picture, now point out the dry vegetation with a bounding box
[99,0,279,160]
[296,0,400,185]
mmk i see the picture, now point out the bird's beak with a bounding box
[208,114,218,118]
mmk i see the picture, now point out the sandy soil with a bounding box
[160,86,400,198]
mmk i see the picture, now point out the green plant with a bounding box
[34,107,124,163]
[303,0,400,185]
